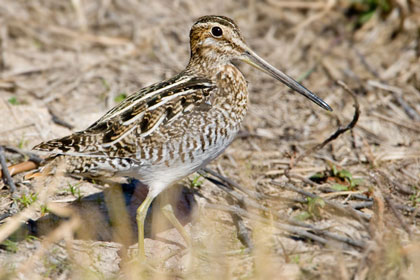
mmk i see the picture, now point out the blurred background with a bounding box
[0,0,419,279]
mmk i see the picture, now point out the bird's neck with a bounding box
[214,64,249,124]
[186,52,230,78]
[186,56,249,121]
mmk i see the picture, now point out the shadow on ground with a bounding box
[10,180,196,245]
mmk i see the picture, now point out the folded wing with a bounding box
[33,72,215,158]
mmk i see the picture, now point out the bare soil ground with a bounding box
[0,0,419,279]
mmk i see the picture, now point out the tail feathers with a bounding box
[24,171,43,180]
[33,133,103,156]
[22,155,61,179]
[24,155,104,179]
[23,156,75,180]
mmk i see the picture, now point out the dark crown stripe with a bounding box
[194,15,238,29]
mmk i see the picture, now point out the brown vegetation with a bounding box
[0,0,419,279]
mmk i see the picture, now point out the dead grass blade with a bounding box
[16,203,81,277]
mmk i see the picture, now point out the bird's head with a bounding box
[188,15,332,111]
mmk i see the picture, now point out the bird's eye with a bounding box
[211,26,223,37]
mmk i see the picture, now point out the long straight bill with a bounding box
[241,49,333,111]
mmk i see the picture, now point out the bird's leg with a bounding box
[161,204,191,247]
[136,192,155,261]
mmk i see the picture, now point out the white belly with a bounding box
[129,123,238,196]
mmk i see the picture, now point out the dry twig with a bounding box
[201,169,366,248]
[48,107,74,129]
[292,80,360,165]
[273,182,370,223]
[0,146,16,193]
[0,146,43,178]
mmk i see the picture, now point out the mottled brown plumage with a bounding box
[33,15,332,259]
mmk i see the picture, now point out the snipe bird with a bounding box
[33,15,332,259]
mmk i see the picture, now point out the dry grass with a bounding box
[0,0,419,279]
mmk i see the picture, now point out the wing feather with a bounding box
[33,73,215,157]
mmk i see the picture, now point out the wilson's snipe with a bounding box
[33,15,332,259]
